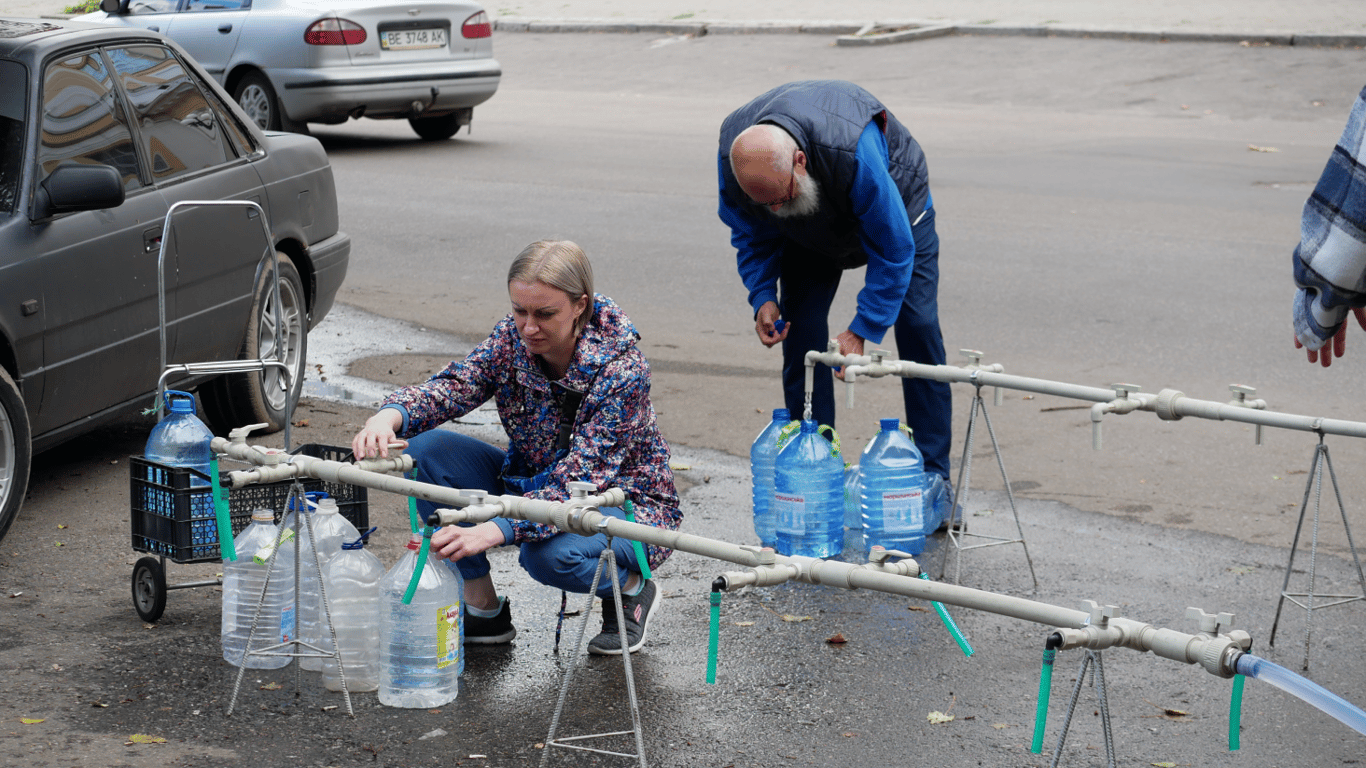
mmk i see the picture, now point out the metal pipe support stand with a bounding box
[226,481,354,717]
[1268,436,1366,671]
[1049,650,1116,768]
[541,536,647,767]
[938,380,1039,590]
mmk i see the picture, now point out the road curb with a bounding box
[492,17,1366,48]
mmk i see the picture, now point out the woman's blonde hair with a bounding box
[507,239,595,335]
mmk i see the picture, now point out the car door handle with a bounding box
[218,23,232,33]
[143,227,162,254]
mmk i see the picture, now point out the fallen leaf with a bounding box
[841,732,857,738]
[992,723,1011,729]
[1228,565,1255,575]
[8,592,21,598]
[50,664,62,672]
[91,702,108,708]
[826,633,847,644]
[293,419,310,428]
[126,734,167,744]
[1248,144,1280,153]
[20,718,44,725]
[54,542,63,547]
[733,621,755,627]
[57,525,67,529]
[320,705,337,712]
[669,462,692,471]
[260,682,282,691]
[908,605,929,613]
[1152,763,1177,768]
[927,711,954,724]
[781,614,811,623]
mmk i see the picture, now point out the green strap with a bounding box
[1031,648,1056,753]
[919,573,972,657]
[407,469,421,534]
[775,420,801,450]
[1229,673,1245,751]
[402,526,434,605]
[817,424,841,456]
[707,590,721,685]
[623,500,652,579]
[211,456,236,562]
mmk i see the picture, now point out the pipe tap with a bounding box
[1090,383,1143,450]
[960,349,1005,405]
[1227,384,1267,445]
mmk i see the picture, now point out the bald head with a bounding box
[730,125,800,200]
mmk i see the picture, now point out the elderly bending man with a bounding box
[716,79,952,483]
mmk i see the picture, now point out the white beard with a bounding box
[772,172,821,219]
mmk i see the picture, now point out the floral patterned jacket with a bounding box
[382,295,681,569]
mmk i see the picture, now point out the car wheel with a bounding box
[233,72,308,134]
[0,367,31,546]
[131,556,167,623]
[202,254,307,435]
[409,114,462,141]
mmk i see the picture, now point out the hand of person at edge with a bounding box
[352,408,404,459]
[431,521,507,562]
[833,328,865,380]
[755,301,789,348]
[1296,307,1366,368]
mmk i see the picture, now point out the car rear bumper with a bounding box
[306,230,350,329]
[272,59,501,122]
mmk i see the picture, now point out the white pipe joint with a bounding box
[1053,602,1252,678]
[960,349,1007,405]
[1090,384,1144,450]
[866,546,922,577]
[1227,384,1267,445]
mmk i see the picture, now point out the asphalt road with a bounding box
[3,27,1366,768]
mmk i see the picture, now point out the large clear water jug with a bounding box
[749,408,792,549]
[144,390,214,521]
[860,418,931,556]
[221,509,295,669]
[773,419,843,558]
[321,531,384,692]
[379,533,463,708]
[299,496,360,671]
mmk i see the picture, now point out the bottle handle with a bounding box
[818,424,841,457]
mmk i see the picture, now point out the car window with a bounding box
[0,59,25,215]
[195,71,257,158]
[183,0,249,10]
[107,44,231,183]
[129,0,180,14]
[38,51,141,193]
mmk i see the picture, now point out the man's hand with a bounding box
[430,521,507,562]
[1296,307,1366,367]
[833,329,865,380]
[755,301,789,348]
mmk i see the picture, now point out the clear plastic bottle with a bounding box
[749,408,792,548]
[299,497,360,672]
[379,533,463,708]
[860,418,930,556]
[144,389,215,522]
[842,463,863,552]
[221,509,295,669]
[773,419,844,558]
[321,533,384,692]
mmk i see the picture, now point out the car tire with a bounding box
[0,367,31,546]
[409,114,462,141]
[202,254,307,436]
[234,71,308,134]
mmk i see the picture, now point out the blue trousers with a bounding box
[406,430,641,598]
[778,206,952,480]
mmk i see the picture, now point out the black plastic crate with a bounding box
[130,444,369,564]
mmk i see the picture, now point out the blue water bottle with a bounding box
[860,418,930,556]
[773,419,843,558]
[749,408,792,548]
[145,390,215,527]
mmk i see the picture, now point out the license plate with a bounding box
[380,27,447,50]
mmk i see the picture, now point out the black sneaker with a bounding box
[587,580,659,656]
[464,597,516,644]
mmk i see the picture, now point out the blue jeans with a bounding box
[406,430,642,598]
[778,206,952,480]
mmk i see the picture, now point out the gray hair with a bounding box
[507,240,595,335]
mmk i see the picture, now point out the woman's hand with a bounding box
[352,409,404,458]
[430,522,507,562]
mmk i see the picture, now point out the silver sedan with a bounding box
[85,0,501,140]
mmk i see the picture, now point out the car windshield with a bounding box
[0,58,25,216]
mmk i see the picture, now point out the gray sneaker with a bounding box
[587,580,659,655]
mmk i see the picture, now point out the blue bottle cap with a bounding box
[800,419,818,433]
[773,408,791,421]
[880,418,900,431]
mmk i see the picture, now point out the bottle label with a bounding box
[280,602,296,643]
[882,489,924,531]
[774,491,806,533]
[436,602,461,670]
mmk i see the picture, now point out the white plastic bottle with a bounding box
[321,532,384,692]
[221,509,295,669]
[379,532,463,708]
[299,497,360,671]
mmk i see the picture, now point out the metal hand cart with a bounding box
[127,200,367,622]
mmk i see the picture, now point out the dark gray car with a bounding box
[0,18,351,543]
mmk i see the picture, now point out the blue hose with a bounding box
[1235,653,1366,736]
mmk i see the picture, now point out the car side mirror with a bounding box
[33,164,125,220]
[99,0,129,13]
